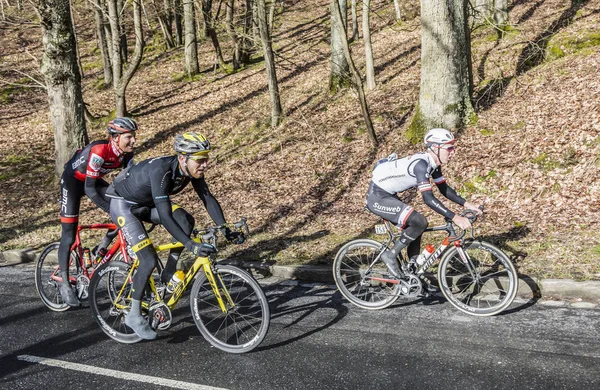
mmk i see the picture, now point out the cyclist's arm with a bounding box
[414,160,455,220]
[151,170,193,245]
[192,178,226,225]
[431,168,466,206]
[84,149,110,213]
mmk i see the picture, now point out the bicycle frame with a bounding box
[53,223,128,284]
[368,219,477,284]
[115,239,233,314]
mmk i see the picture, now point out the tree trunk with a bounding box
[202,0,226,70]
[69,0,85,79]
[329,0,349,93]
[363,0,374,90]
[154,0,175,48]
[267,0,276,30]
[101,1,114,63]
[393,0,401,21]
[411,0,474,134]
[226,0,242,70]
[92,1,113,84]
[350,0,357,42]
[494,0,508,26]
[117,0,128,62]
[241,0,253,64]
[174,0,183,45]
[256,0,282,127]
[184,0,199,75]
[331,0,377,146]
[474,0,493,23]
[36,0,89,177]
[108,0,145,116]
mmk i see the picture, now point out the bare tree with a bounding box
[174,0,183,45]
[494,0,508,26]
[153,0,175,48]
[363,0,374,90]
[36,0,88,177]
[393,0,401,21]
[256,0,282,127]
[117,0,128,62]
[350,0,358,42]
[329,0,349,93]
[410,0,474,134]
[474,0,493,23]
[331,0,377,146]
[107,0,145,116]
[183,0,199,75]
[201,0,226,69]
[225,0,243,70]
[91,0,113,84]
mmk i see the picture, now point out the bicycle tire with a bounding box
[333,239,402,310]
[34,243,79,312]
[438,240,518,316]
[190,265,270,353]
[89,261,142,344]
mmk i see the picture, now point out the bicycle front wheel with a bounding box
[333,239,402,310]
[190,265,270,353]
[89,261,142,344]
[34,243,79,312]
[438,240,518,316]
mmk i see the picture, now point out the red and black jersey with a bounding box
[68,140,134,182]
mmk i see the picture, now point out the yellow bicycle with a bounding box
[89,218,270,353]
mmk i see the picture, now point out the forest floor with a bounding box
[0,0,599,280]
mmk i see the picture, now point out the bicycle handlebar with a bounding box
[195,217,249,247]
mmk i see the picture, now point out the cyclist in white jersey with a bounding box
[366,128,482,278]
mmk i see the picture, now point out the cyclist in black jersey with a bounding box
[366,128,482,278]
[57,117,137,307]
[107,132,244,340]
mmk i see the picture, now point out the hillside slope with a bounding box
[0,0,599,279]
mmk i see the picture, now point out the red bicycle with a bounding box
[35,223,130,311]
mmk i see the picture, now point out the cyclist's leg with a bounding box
[366,183,424,277]
[111,198,157,340]
[149,204,195,283]
[92,179,116,255]
[57,175,84,307]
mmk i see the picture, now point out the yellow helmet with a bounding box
[174,132,211,157]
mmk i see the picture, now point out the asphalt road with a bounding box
[1,264,599,390]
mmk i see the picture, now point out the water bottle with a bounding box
[416,244,435,266]
[94,247,108,265]
[83,248,92,268]
[167,270,185,293]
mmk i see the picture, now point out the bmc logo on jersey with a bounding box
[71,155,86,170]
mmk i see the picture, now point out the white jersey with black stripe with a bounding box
[371,152,445,194]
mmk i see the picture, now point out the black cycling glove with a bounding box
[185,241,217,257]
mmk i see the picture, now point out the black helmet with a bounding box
[108,117,138,135]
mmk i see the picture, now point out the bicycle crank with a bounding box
[398,274,422,298]
[76,274,90,300]
[149,302,172,331]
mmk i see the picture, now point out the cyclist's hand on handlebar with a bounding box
[463,201,483,215]
[452,215,472,230]
[185,240,217,257]
[224,227,245,244]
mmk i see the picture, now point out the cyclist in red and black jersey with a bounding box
[57,117,137,307]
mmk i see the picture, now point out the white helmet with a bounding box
[424,128,455,147]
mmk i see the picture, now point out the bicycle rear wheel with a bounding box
[34,243,79,312]
[438,240,518,316]
[190,265,270,353]
[89,261,142,344]
[333,239,402,310]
